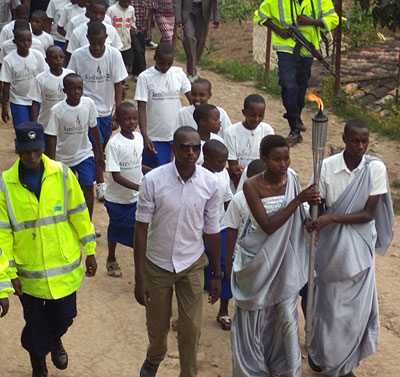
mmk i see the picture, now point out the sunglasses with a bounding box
[179,142,201,151]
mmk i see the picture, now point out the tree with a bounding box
[359,0,400,31]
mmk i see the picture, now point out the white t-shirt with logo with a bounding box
[197,132,224,165]
[0,37,44,63]
[105,132,144,204]
[68,45,128,117]
[134,66,191,141]
[27,68,75,130]
[225,121,275,167]
[0,49,46,105]
[175,104,232,139]
[66,22,122,53]
[106,3,136,51]
[45,96,98,166]
[46,0,69,42]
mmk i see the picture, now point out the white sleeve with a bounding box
[222,197,242,229]
[27,77,42,103]
[112,49,128,83]
[105,141,121,173]
[175,109,185,131]
[67,52,77,72]
[0,47,6,64]
[318,161,327,201]
[0,58,12,83]
[66,31,80,53]
[223,170,233,203]
[110,27,123,51]
[134,74,149,102]
[370,160,388,196]
[88,100,99,127]
[46,0,56,18]
[224,130,237,161]
[37,52,47,73]
[45,108,59,136]
[180,70,191,94]
[58,9,67,28]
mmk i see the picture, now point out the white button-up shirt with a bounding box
[319,151,388,208]
[136,162,220,273]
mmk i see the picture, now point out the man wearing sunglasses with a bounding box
[134,126,222,377]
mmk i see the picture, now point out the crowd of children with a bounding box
[0,2,393,377]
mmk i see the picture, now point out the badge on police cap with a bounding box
[28,131,36,140]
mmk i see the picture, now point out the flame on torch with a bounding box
[308,93,324,111]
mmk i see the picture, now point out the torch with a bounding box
[305,94,328,349]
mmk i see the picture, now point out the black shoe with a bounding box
[140,360,159,377]
[51,337,68,370]
[297,118,307,132]
[308,354,322,372]
[30,355,48,377]
[287,131,303,143]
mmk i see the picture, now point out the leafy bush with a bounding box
[221,0,261,23]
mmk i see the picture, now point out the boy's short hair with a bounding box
[87,21,107,37]
[203,139,228,158]
[31,10,47,21]
[63,72,82,86]
[13,19,30,32]
[116,102,136,118]
[247,159,266,178]
[192,78,212,92]
[15,4,29,19]
[260,135,289,158]
[173,126,199,143]
[193,103,217,124]
[46,45,63,58]
[14,27,31,39]
[244,94,266,109]
[155,43,175,57]
[344,119,369,135]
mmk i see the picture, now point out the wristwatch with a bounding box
[211,271,224,280]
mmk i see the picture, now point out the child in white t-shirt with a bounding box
[193,103,224,165]
[0,3,30,47]
[28,46,74,149]
[175,77,232,139]
[68,21,128,199]
[46,73,104,220]
[134,42,191,168]
[202,139,233,330]
[223,159,266,278]
[0,28,46,126]
[66,0,122,55]
[46,0,69,50]
[107,0,136,73]
[224,94,274,190]
[31,10,54,52]
[104,102,150,277]
[57,0,86,41]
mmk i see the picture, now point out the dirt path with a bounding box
[1,58,399,377]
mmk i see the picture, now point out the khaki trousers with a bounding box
[144,253,209,377]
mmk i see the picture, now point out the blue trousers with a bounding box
[19,292,77,357]
[277,52,313,125]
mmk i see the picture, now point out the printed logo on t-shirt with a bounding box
[44,82,65,102]
[151,79,179,101]
[84,65,110,83]
[63,114,88,134]
[119,148,140,170]
[237,137,259,166]
[14,63,38,81]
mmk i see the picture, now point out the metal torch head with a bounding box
[312,110,328,153]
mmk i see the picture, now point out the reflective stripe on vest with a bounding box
[68,202,87,216]
[0,280,13,290]
[0,163,69,232]
[0,221,11,229]
[256,9,269,25]
[8,260,16,268]
[17,255,82,279]
[80,233,96,246]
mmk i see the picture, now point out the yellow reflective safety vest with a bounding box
[0,155,96,300]
[254,0,338,56]
[0,247,14,299]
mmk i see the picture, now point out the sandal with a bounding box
[106,261,122,277]
[216,314,232,331]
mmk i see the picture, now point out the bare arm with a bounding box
[134,221,150,306]
[263,19,291,39]
[89,126,105,170]
[31,101,40,122]
[184,91,192,105]
[142,165,152,174]
[138,100,156,154]
[57,26,66,37]
[1,82,10,123]
[47,135,57,159]
[244,178,320,235]
[114,81,123,106]
[203,232,222,304]
[225,227,238,280]
[313,195,380,231]
[111,172,139,191]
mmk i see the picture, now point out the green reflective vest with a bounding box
[0,155,96,300]
[254,0,339,56]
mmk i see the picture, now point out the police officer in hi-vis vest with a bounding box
[0,122,97,377]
